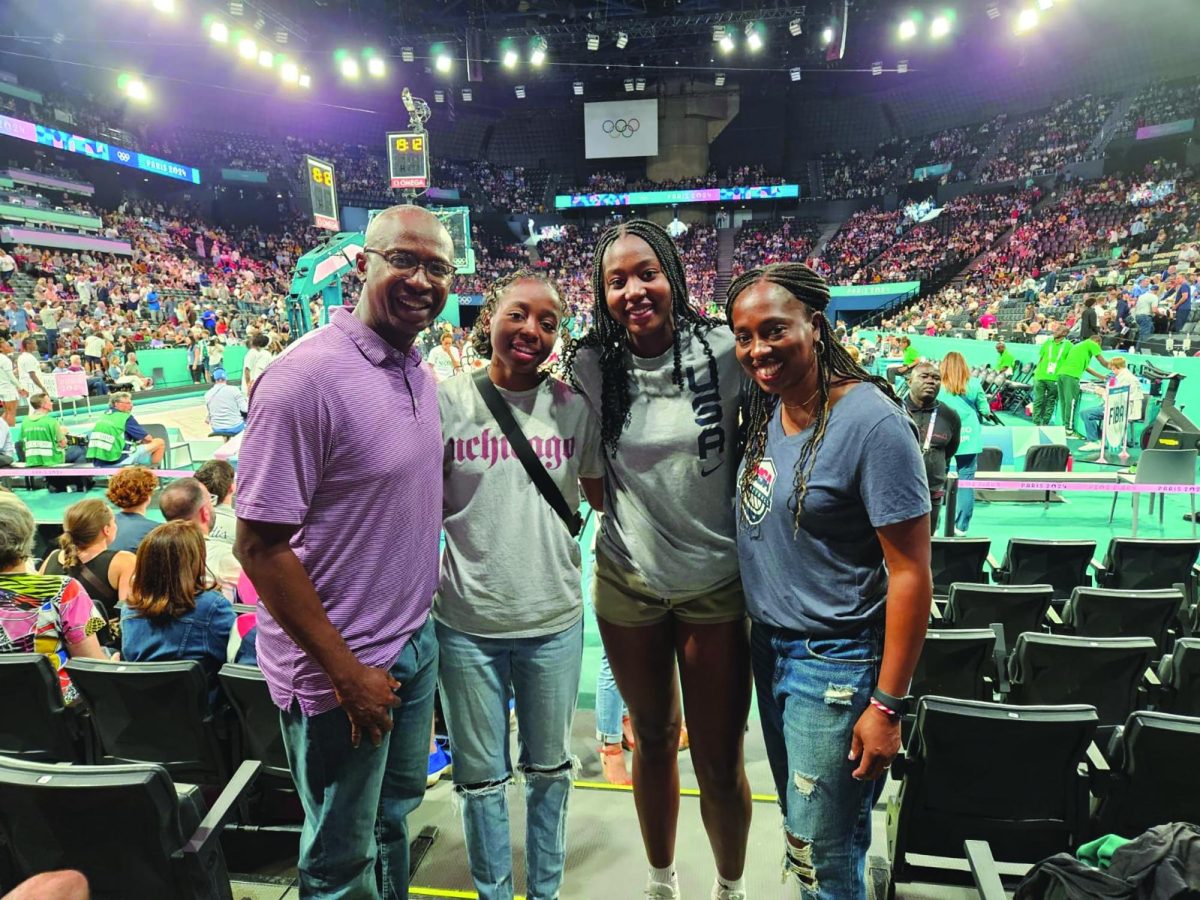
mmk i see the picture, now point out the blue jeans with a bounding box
[594,651,626,743]
[1084,403,1105,442]
[436,618,583,900]
[1136,314,1155,350]
[953,453,978,533]
[212,421,246,437]
[281,617,438,900]
[751,621,882,900]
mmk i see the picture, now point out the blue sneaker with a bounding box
[426,740,452,788]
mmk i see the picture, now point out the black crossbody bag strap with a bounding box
[471,369,582,537]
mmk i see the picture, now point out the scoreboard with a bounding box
[387,131,430,190]
[305,155,340,231]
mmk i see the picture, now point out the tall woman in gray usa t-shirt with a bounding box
[562,220,752,900]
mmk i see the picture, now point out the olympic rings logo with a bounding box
[601,118,640,138]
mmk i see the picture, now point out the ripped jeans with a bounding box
[751,621,882,899]
[435,618,583,900]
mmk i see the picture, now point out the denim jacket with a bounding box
[120,589,234,698]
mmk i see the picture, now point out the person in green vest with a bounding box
[1057,336,1111,438]
[886,335,921,386]
[22,393,85,467]
[994,340,1017,376]
[85,392,166,468]
[1031,322,1070,426]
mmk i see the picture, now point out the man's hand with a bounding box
[849,705,901,781]
[332,663,402,748]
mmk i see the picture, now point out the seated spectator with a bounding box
[158,476,241,600]
[120,520,234,697]
[22,392,88,492]
[40,499,136,618]
[195,459,236,544]
[0,498,108,702]
[85,392,166,467]
[204,368,247,438]
[115,352,152,391]
[68,354,108,396]
[106,466,160,553]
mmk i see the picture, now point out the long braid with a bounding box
[467,267,566,360]
[727,262,899,534]
[561,219,720,456]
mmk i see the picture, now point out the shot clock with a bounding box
[387,131,430,190]
[305,155,340,231]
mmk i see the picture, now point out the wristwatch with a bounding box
[870,688,912,720]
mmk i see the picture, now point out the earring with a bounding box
[814,338,825,356]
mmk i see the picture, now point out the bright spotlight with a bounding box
[125,78,149,101]
[1015,8,1039,31]
[898,18,918,40]
[151,0,174,12]
[258,49,274,67]
[930,15,951,38]
[367,57,386,77]
[719,34,735,53]
[298,72,311,88]
[821,26,834,44]
[530,39,547,66]
[747,32,763,51]
[341,57,360,79]
[1037,0,1054,8]
[615,31,628,49]
[435,52,452,73]
[238,37,257,60]
[502,48,519,68]
[209,21,229,43]
[281,61,299,83]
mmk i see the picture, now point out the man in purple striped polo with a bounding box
[235,205,454,899]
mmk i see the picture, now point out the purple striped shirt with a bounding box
[236,309,442,715]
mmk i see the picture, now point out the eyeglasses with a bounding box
[363,248,456,283]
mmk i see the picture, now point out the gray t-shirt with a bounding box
[736,383,930,637]
[573,325,742,598]
[435,372,603,638]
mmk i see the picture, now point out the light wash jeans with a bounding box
[752,621,882,900]
[594,651,626,743]
[280,617,438,900]
[436,618,583,900]
[953,453,978,533]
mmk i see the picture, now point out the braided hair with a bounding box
[725,262,899,534]
[560,219,721,455]
[467,268,566,360]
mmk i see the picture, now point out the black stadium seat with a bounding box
[1154,637,1200,716]
[65,658,229,784]
[1006,633,1155,733]
[1092,537,1200,591]
[991,538,1095,602]
[0,654,89,763]
[886,697,1097,893]
[0,756,259,900]
[1091,711,1200,837]
[1061,586,1184,656]
[942,583,1053,649]
[909,628,998,705]
[219,663,293,784]
[930,537,990,598]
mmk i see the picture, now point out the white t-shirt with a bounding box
[0,254,14,274]
[435,372,603,638]
[428,345,460,382]
[17,352,43,394]
[249,350,275,385]
[0,358,19,401]
[241,347,262,386]
[84,334,105,358]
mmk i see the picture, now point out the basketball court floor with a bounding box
[18,395,1192,899]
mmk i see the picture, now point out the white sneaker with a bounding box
[1078,441,1102,453]
[645,872,680,898]
[711,882,746,900]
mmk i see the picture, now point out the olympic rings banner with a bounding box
[584,99,659,159]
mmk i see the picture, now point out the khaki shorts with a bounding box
[593,549,746,627]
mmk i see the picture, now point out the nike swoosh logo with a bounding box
[701,462,723,477]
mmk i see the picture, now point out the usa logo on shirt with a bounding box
[743,458,776,526]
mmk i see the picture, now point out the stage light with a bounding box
[747,31,763,51]
[515,85,526,99]
[898,18,918,40]
[1038,0,1054,8]
[209,21,229,42]
[435,52,452,73]
[898,59,909,73]
[258,49,273,68]
[530,37,547,67]
[124,77,149,101]
[573,81,584,95]
[987,4,1001,18]
[719,34,735,53]
[367,57,386,78]
[281,61,299,83]
[298,73,311,88]
[401,47,414,62]
[462,88,472,101]
[502,48,519,69]
[615,31,628,49]
[151,0,174,13]
[275,31,288,44]
[623,78,634,92]
[821,27,834,44]
[635,77,646,91]
[238,37,257,60]
[340,57,360,79]
[930,15,952,38]
[586,33,599,51]
[871,61,883,75]
[714,71,726,86]
[433,90,444,103]
[790,67,802,81]
[228,0,243,15]
[1015,8,1039,32]
[789,18,803,36]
